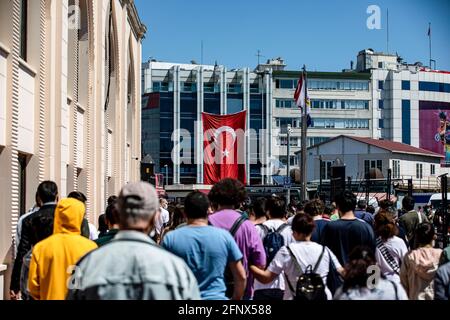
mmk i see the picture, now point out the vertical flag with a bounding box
[294,71,312,127]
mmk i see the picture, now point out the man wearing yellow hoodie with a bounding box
[28,198,98,300]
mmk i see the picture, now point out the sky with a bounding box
[135,0,450,72]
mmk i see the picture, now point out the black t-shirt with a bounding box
[320,219,376,266]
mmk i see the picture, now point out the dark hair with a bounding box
[366,205,375,215]
[107,195,117,206]
[185,191,210,219]
[374,212,398,241]
[378,199,394,210]
[37,181,58,204]
[415,222,435,247]
[265,196,286,219]
[98,214,108,234]
[251,197,267,219]
[324,204,334,216]
[343,246,376,291]
[292,214,315,235]
[68,191,87,203]
[30,214,54,246]
[334,190,357,214]
[402,196,415,212]
[208,178,247,209]
[304,199,324,217]
[357,199,367,210]
[105,199,119,226]
[168,204,186,230]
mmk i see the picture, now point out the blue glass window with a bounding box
[402,100,411,145]
[419,81,450,93]
[402,80,410,90]
[379,100,384,109]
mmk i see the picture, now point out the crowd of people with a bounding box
[8,178,450,300]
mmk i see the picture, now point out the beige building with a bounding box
[0,0,146,294]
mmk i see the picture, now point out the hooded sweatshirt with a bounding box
[400,247,442,300]
[28,198,97,300]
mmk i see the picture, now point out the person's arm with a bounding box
[27,249,40,300]
[399,255,410,298]
[249,265,277,284]
[10,218,33,295]
[229,260,247,300]
[433,268,448,300]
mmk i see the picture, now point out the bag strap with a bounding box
[285,245,303,298]
[230,215,247,237]
[256,223,270,237]
[389,280,399,300]
[376,237,400,274]
[276,223,289,233]
[313,246,326,273]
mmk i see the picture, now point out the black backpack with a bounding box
[223,215,248,298]
[258,223,289,264]
[286,245,327,301]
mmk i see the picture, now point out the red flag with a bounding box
[202,111,247,185]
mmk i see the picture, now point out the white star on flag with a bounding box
[223,149,230,158]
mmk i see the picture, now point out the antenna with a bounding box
[386,8,389,54]
[256,50,265,66]
[201,40,204,65]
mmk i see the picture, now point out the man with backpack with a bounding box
[250,214,343,300]
[208,178,266,300]
[162,191,246,300]
[253,196,293,300]
[398,196,429,249]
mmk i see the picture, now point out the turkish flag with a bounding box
[203,111,247,185]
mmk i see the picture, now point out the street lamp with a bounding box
[164,164,168,187]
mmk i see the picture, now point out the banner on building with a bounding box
[419,101,450,167]
[202,111,247,185]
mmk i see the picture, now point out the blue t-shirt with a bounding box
[161,225,243,300]
[311,219,329,243]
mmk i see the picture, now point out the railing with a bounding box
[395,176,440,191]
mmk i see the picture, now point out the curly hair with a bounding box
[343,246,376,292]
[304,199,325,217]
[208,178,247,209]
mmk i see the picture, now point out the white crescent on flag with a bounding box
[214,126,237,158]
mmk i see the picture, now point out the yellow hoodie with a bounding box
[28,198,97,300]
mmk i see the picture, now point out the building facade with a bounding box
[0,0,146,273]
[142,61,273,186]
[306,135,450,190]
[142,49,450,186]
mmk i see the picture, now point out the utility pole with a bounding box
[256,50,264,67]
[286,124,292,205]
[300,65,308,202]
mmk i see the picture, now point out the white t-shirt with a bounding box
[155,207,170,234]
[254,219,294,291]
[375,236,408,283]
[268,241,342,300]
[88,223,99,241]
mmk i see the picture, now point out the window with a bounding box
[250,83,259,93]
[181,82,196,92]
[419,81,450,93]
[152,81,170,92]
[18,154,27,215]
[228,83,242,93]
[392,160,400,179]
[416,163,423,179]
[275,99,295,108]
[277,79,296,89]
[430,164,435,176]
[308,137,330,147]
[308,80,369,91]
[204,82,218,93]
[379,119,384,129]
[402,80,410,90]
[365,159,382,176]
[378,62,383,68]
[311,119,369,129]
[378,80,384,90]
[279,137,299,146]
[20,0,28,60]
[321,161,332,179]
[402,100,411,145]
[379,100,384,109]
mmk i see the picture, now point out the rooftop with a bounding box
[307,135,444,158]
[272,70,371,80]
